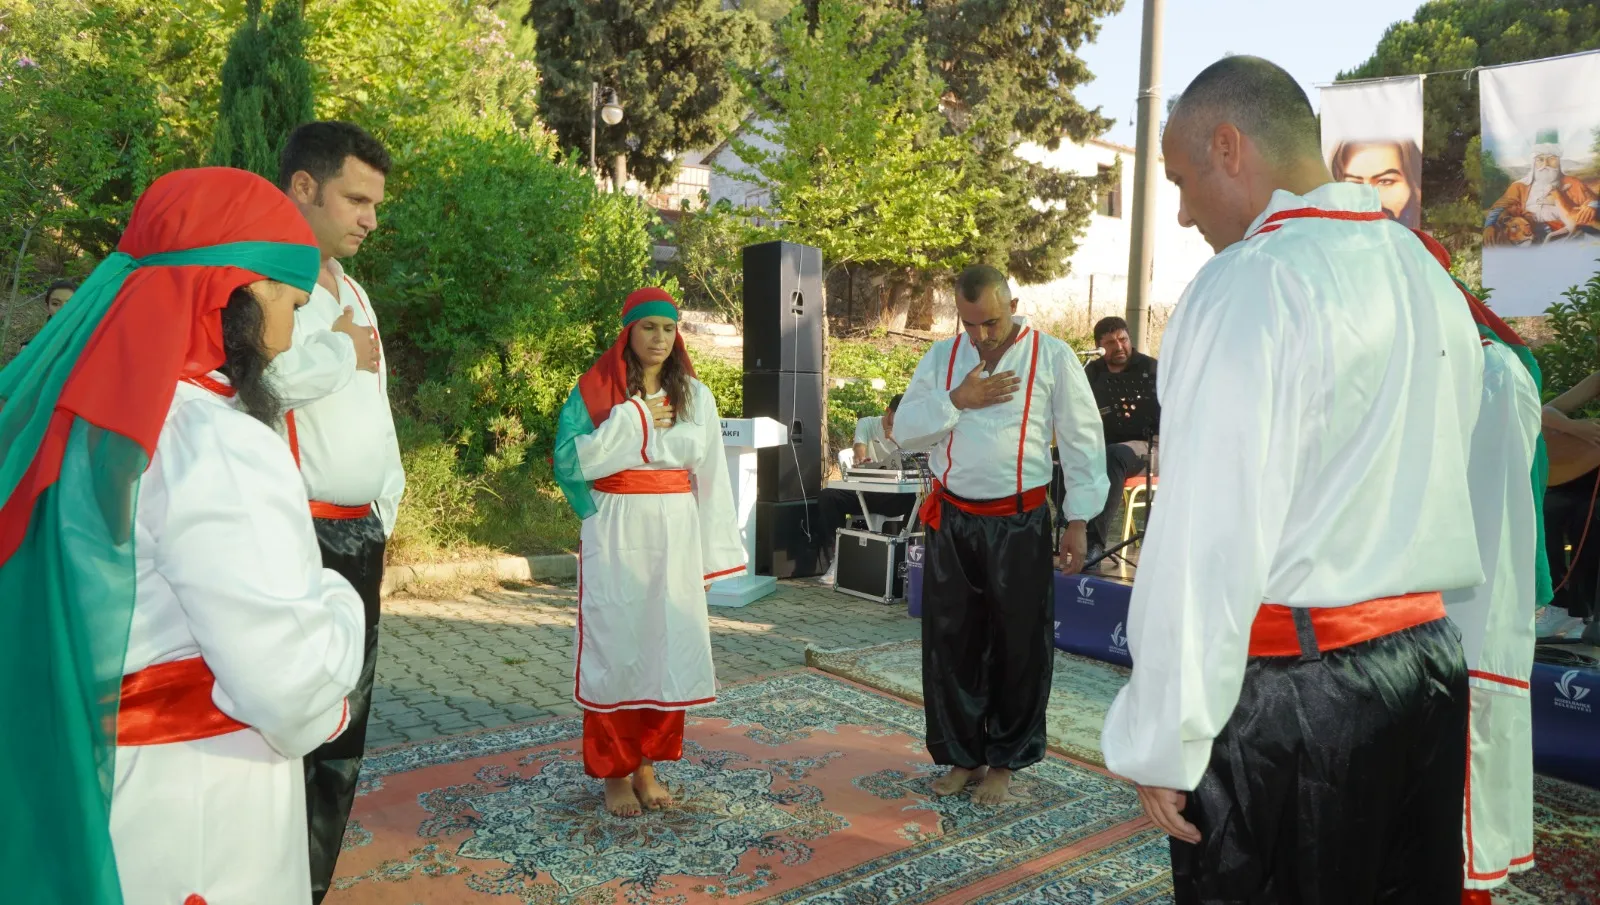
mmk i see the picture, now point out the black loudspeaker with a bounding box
[755,499,825,579]
[744,370,824,501]
[743,241,824,373]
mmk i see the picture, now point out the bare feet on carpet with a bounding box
[633,763,674,810]
[604,777,642,817]
[972,767,1014,806]
[931,765,987,797]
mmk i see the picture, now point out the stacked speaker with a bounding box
[742,241,827,578]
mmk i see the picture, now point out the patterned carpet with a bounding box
[329,671,1167,905]
[806,640,1130,767]
[808,639,1600,905]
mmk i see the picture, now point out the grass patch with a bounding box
[501,657,527,666]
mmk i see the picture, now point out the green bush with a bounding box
[694,355,745,420]
[825,334,924,451]
[356,118,659,561]
[1534,265,1600,405]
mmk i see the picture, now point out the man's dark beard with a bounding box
[219,286,285,426]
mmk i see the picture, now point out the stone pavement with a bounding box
[366,580,920,750]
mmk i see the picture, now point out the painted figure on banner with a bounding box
[1485,130,1600,247]
[552,287,746,819]
[1329,139,1422,227]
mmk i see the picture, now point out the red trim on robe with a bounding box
[1468,669,1530,690]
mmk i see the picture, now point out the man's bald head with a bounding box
[1162,56,1333,252]
[1168,56,1321,169]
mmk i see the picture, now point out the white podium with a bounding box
[708,416,787,608]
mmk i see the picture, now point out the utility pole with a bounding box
[1123,0,1164,351]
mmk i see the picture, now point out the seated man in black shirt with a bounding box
[1081,316,1160,557]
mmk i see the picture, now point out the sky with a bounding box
[1075,0,1428,147]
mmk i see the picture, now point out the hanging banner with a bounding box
[1481,51,1600,317]
[1320,76,1425,228]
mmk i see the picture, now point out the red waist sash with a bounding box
[310,501,373,520]
[919,480,1049,532]
[1248,591,1445,658]
[594,469,692,495]
[116,657,249,747]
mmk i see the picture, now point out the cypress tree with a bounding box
[208,0,315,180]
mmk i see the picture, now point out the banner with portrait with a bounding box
[1481,52,1600,317]
[1319,76,1425,229]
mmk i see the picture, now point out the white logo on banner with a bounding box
[1555,669,1593,713]
[908,543,923,565]
[1076,576,1095,607]
[1110,622,1129,656]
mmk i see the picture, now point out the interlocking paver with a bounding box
[365,580,918,749]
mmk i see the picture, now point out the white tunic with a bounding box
[112,380,366,905]
[267,259,405,534]
[1445,340,1540,888]
[573,379,745,711]
[894,317,1108,520]
[1101,184,1485,791]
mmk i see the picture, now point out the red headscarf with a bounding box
[576,286,698,427]
[0,167,320,561]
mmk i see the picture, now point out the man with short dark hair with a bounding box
[272,120,405,904]
[817,394,915,586]
[1081,315,1159,555]
[1099,56,1483,904]
[896,263,1106,806]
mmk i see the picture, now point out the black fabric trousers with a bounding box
[921,500,1054,771]
[306,512,385,905]
[1170,617,1469,905]
[818,487,916,561]
[1546,467,1600,619]
[1092,442,1147,549]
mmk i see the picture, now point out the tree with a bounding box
[841,0,1125,284]
[524,0,768,188]
[730,0,993,279]
[1340,0,1600,265]
[0,1,183,359]
[207,0,315,179]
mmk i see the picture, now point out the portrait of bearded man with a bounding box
[1485,134,1600,246]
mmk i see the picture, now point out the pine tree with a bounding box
[207,0,315,181]
[524,0,769,189]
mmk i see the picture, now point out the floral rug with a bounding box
[807,641,1600,905]
[328,670,1165,905]
[805,639,1129,766]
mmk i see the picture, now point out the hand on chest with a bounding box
[947,334,1047,423]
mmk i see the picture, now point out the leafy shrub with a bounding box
[356,118,659,560]
[694,355,745,420]
[1534,264,1600,405]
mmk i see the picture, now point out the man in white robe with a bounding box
[1101,57,1484,903]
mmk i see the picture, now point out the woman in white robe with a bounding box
[554,287,746,817]
[0,167,364,905]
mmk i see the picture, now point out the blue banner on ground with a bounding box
[1531,659,1600,789]
[1053,573,1134,668]
[905,537,924,618]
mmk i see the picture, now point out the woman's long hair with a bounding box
[218,285,284,426]
[625,341,693,424]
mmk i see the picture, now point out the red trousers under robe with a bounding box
[582,709,685,778]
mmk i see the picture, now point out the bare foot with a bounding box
[604,777,641,817]
[931,765,987,797]
[971,767,1014,806]
[632,764,674,810]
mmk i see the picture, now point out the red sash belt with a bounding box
[594,469,692,495]
[919,481,1049,532]
[1248,591,1445,658]
[116,657,249,747]
[310,501,373,520]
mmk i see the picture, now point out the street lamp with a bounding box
[589,82,624,177]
